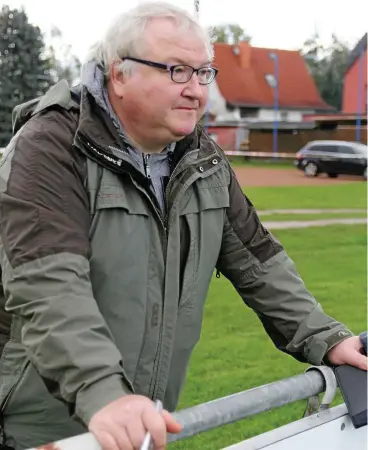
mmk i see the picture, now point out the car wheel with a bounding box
[304,161,319,177]
[327,173,338,178]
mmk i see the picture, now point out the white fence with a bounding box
[1,148,296,161]
[224,150,295,159]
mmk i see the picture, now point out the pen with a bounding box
[140,399,163,450]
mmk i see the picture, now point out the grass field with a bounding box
[228,156,294,169]
[244,183,367,210]
[171,225,366,449]
[260,212,366,222]
[170,183,367,449]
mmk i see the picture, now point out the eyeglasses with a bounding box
[121,57,218,85]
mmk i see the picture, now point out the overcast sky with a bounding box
[4,0,368,62]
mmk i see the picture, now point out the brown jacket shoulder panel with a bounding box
[0,108,89,268]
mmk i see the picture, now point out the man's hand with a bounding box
[89,394,182,450]
[327,336,367,371]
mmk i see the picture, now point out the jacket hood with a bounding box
[12,80,79,135]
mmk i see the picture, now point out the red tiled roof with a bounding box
[213,42,332,110]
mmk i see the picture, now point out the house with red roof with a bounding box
[207,41,334,150]
[342,33,367,114]
[210,41,332,120]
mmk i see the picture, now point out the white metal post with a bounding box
[194,0,200,18]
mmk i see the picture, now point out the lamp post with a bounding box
[356,46,365,142]
[194,0,211,133]
[269,52,279,158]
[204,99,211,133]
[194,0,200,18]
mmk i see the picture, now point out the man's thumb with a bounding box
[162,410,182,434]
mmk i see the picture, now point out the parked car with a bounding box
[295,140,368,179]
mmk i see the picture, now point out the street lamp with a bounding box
[269,52,279,158]
[204,99,211,133]
[194,0,200,18]
[356,45,365,142]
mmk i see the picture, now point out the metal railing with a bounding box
[27,366,339,449]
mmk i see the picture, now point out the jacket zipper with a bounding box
[0,362,30,414]
[141,153,169,236]
[151,149,221,400]
[143,154,151,179]
[150,150,201,400]
[0,361,30,444]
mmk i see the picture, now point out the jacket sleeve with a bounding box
[0,109,133,425]
[216,167,354,365]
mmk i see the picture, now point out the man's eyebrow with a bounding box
[168,58,213,66]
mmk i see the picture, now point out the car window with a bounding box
[338,146,356,154]
[306,145,317,152]
[310,145,338,153]
[323,146,339,153]
[308,145,327,152]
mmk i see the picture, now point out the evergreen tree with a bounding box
[301,32,351,110]
[0,5,54,147]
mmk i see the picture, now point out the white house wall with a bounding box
[207,80,241,121]
[257,109,313,122]
[207,84,316,122]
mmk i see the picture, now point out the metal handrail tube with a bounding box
[28,370,327,449]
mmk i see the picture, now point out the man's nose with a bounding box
[182,73,206,99]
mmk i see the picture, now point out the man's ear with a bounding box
[109,62,126,97]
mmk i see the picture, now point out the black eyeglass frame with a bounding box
[121,56,218,85]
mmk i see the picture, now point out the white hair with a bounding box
[86,1,214,78]
[87,1,214,78]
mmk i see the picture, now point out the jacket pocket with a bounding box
[179,184,229,216]
[90,181,150,239]
[95,185,149,216]
[178,185,229,309]
[87,164,150,217]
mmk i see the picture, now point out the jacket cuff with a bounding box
[76,375,133,425]
[307,328,354,366]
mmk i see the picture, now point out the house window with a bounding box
[280,111,288,121]
[240,107,258,118]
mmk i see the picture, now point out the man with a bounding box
[0,2,366,449]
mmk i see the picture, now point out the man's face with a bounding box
[113,18,210,147]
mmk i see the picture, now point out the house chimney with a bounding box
[233,41,251,69]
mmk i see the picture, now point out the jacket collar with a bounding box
[76,85,212,169]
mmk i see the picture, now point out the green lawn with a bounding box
[170,225,366,449]
[260,212,366,222]
[228,156,294,169]
[244,183,367,210]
